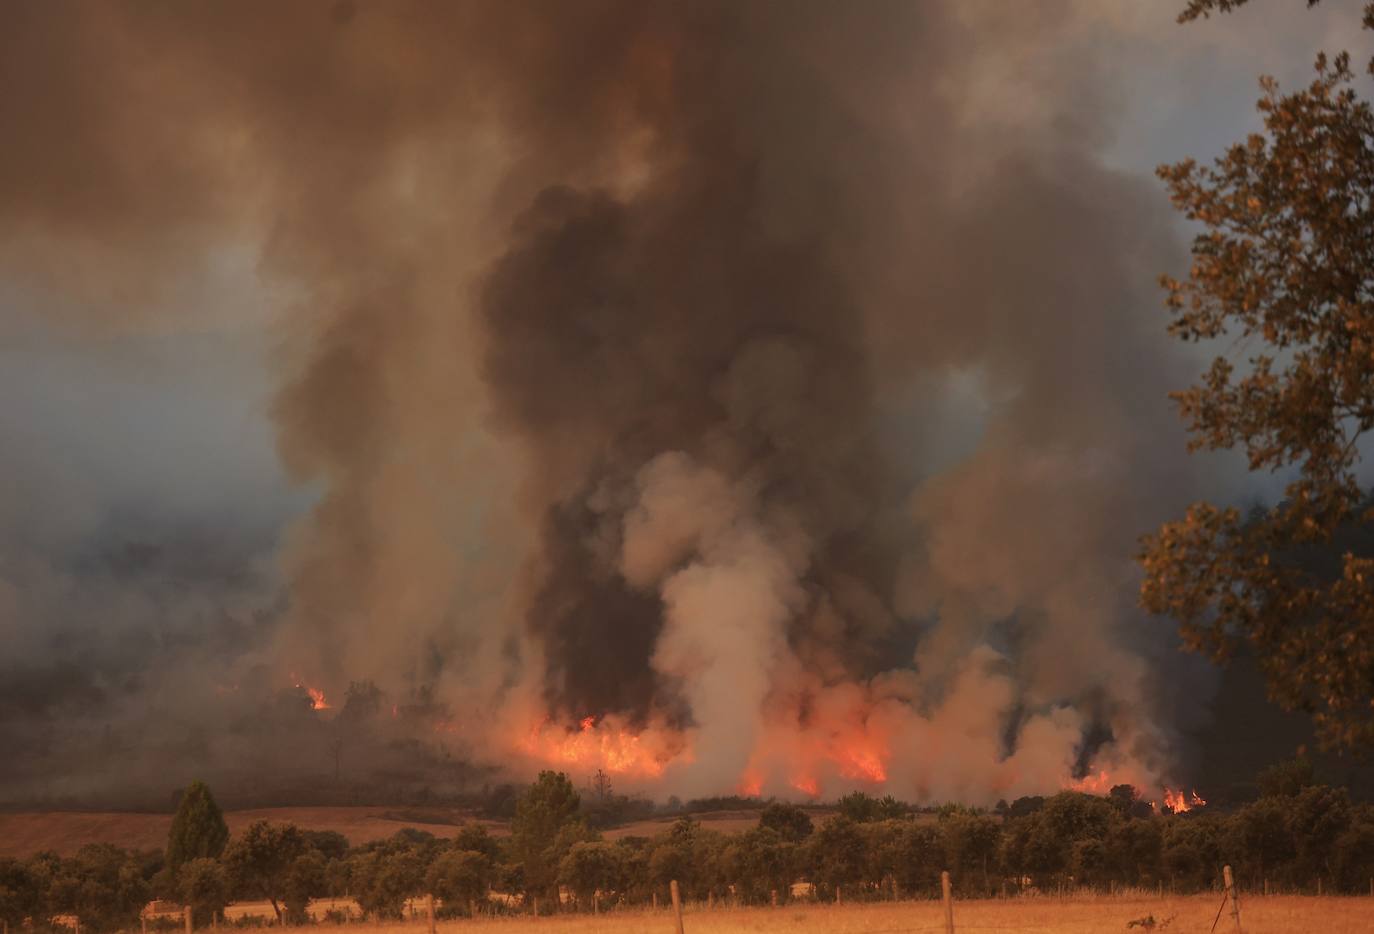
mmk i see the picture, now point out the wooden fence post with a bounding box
[532,896,539,917]
[1317,877,1323,897]
[835,885,841,906]
[426,895,435,934]
[141,915,147,934]
[941,871,954,934]
[707,890,713,910]
[593,891,599,915]
[770,890,777,908]
[1222,865,1241,933]
[669,880,685,934]
[184,905,192,934]
[652,891,658,911]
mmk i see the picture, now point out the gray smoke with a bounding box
[0,0,1288,805]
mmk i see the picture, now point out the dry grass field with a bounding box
[332,896,1371,934]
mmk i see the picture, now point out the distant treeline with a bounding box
[2,760,1372,933]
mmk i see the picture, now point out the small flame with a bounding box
[289,672,331,711]
[1162,787,1205,813]
[790,775,820,797]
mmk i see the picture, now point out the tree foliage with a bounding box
[282,852,328,924]
[224,821,306,922]
[428,850,494,915]
[1142,3,1374,750]
[178,857,229,927]
[758,802,813,842]
[1178,0,1374,44]
[510,771,583,899]
[166,781,229,872]
[0,857,45,928]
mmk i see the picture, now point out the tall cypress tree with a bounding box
[167,780,230,872]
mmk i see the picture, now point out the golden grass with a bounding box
[331,895,1372,934]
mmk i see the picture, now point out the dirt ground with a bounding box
[319,895,1372,934]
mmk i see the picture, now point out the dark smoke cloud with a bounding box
[0,0,1297,805]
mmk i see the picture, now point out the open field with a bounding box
[319,896,1372,934]
[0,806,802,857]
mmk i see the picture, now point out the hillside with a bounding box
[0,805,782,858]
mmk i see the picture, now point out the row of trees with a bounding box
[3,766,1372,933]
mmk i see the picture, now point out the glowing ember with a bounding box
[518,715,670,778]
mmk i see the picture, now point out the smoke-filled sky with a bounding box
[2,1,1369,809]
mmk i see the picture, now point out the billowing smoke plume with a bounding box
[0,0,1240,806]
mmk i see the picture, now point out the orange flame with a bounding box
[288,672,331,710]
[517,715,672,778]
[1162,787,1206,813]
[835,747,890,785]
[1071,770,1113,794]
[737,769,763,797]
[790,775,820,797]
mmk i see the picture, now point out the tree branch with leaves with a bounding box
[1141,4,1374,751]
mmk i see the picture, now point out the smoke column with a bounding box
[0,0,1213,804]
